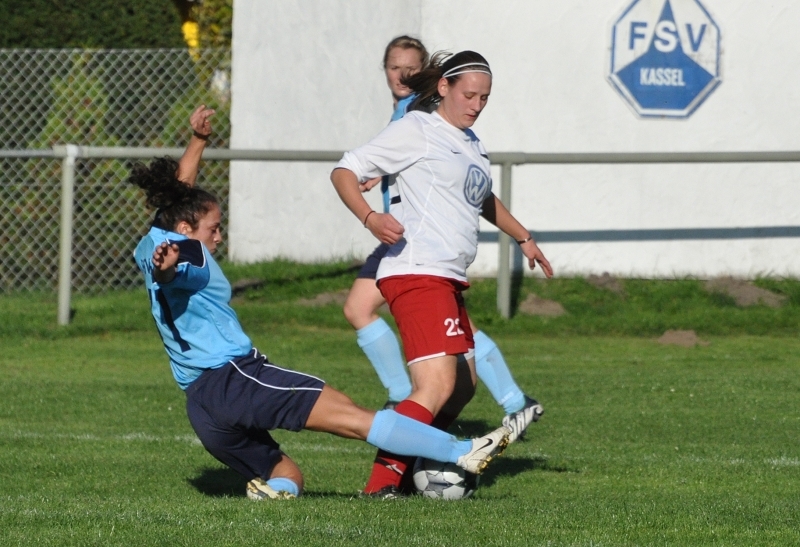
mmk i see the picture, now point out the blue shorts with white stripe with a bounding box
[185,349,325,480]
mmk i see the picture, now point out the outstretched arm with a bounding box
[176,104,215,187]
[331,167,405,244]
[481,194,553,277]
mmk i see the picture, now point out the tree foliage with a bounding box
[193,0,233,48]
[0,0,184,48]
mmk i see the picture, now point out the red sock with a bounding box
[362,400,434,494]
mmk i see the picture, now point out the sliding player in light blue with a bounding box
[130,106,509,500]
[343,36,543,443]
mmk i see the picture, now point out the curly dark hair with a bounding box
[128,157,218,231]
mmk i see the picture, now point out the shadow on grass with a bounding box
[300,491,368,500]
[480,453,579,488]
[187,418,576,498]
[449,418,580,486]
[188,467,247,498]
[231,262,363,293]
[188,469,370,500]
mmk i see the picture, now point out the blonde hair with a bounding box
[382,35,429,68]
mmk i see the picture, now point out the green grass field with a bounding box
[2,262,799,546]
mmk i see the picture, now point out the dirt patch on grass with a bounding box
[704,277,786,308]
[231,278,266,296]
[297,289,390,314]
[297,289,350,307]
[586,272,626,296]
[518,293,567,317]
[657,329,709,348]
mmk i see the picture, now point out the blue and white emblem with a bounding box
[609,0,721,118]
[463,165,491,207]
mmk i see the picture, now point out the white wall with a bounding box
[228,1,421,265]
[230,0,800,278]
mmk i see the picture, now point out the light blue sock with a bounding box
[356,318,412,402]
[474,330,526,414]
[266,477,300,497]
[366,410,472,463]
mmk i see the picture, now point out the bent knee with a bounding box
[272,454,305,492]
[413,384,457,414]
[343,298,376,328]
[342,298,364,326]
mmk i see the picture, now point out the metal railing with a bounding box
[8,147,800,324]
[491,151,800,318]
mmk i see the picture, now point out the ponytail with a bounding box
[129,157,218,231]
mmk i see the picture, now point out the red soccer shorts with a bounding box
[377,275,474,365]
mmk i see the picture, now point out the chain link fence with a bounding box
[0,48,231,292]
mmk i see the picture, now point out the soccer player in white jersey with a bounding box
[131,106,510,501]
[346,36,546,447]
[332,51,553,497]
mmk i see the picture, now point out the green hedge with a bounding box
[0,0,184,48]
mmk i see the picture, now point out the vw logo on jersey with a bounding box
[609,0,721,118]
[464,165,491,207]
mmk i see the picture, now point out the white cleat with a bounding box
[456,426,511,475]
[502,396,544,444]
[246,477,296,500]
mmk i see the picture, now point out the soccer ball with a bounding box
[412,458,479,500]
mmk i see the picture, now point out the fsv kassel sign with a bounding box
[609,0,721,118]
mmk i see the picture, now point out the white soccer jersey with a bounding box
[337,110,493,282]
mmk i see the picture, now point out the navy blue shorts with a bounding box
[185,349,325,481]
[357,243,391,279]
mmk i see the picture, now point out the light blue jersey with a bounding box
[381,94,418,211]
[390,94,416,122]
[134,227,253,390]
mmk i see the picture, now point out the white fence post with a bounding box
[55,145,78,326]
[497,162,514,319]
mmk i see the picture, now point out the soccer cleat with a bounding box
[502,395,544,444]
[246,477,296,500]
[382,400,401,411]
[456,426,511,475]
[359,485,404,500]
